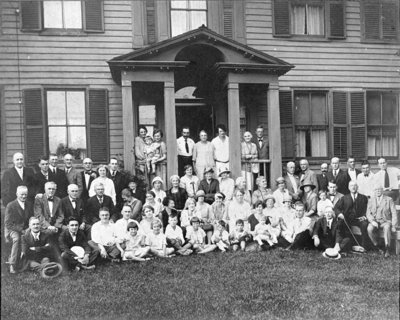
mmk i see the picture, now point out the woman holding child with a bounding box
[152,129,167,176]
[226,189,252,232]
[262,195,282,239]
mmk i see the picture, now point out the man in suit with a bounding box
[366,185,398,257]
[33,156,51,196]
[59,184,86,232]
[1,152,35,206]
[299,159,318,194]
[346,156,361,182]
[63,153,79,185]
[334,180,369,249]
[48,153,69,199]
[21,216,58,271]
[284,161,302,201]
[76,158,98,203]
[84,182,116,228]
[316,163,329,192]
[327,181,343,207]
[4,186,34,274]
[108,157,127,209]
[327,157,351,195]
[59,216,99,271]
[312,206,350,252]
[252,125,269,178]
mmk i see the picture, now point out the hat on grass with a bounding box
[71,246,85,259]
[41,262,63,279]
[322,248,341,260]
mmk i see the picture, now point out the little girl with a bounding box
[211,220,230,252]
[253,215,277,247]
[317,190,333,217]
[146,220,174,258]
[144,135,161,174]
[117,221,150,261]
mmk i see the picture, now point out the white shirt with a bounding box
[374,167,400,189]
[49,165,57,174]
[290,216,312,239]
[91,221,118,246]
[180,175,200,197]
[356,172,375,197]
[177,136,195,156]
[31,231,40,241]
[165,225,184,243]
[212,136,229,162]
[69,231,77,242]
[347,168,357,181]
[69,196,76,209]
[15,167,23,180]
[17,199,25,210]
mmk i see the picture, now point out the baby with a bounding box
[144,135,161,173]
[211,220,230,252]
[253,216,277,247]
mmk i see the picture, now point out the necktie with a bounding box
[48,198,54,202]
[334,170,337,178]
[98,197,103,205]
[33,234,39,241]
[384,170,389,188]
[185,139,189,154]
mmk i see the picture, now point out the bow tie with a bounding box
[47,198,54,202]
[258,138,263,141]
[85,171,92,175]
[71,199,76,202]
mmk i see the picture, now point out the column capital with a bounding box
[164,81,175,89]
[227,82,239,90]
[268,82,279,90]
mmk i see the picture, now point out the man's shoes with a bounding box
[378,248,384,255]
[9,265,17,274]
[111,258,120,263]
[81,265,96,270]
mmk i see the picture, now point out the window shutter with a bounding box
[350,92,366,159]
[223,0,234,39]
[332,92,347,159]
[279,91,294,158]
[21,1,42,31]
[88,89,109,163]
[327,1,345,39]
[84,0,104,32]
[273,0,290,37]
[23,89,45,165]
[382,3,399,40]
[363,3,380,40]
[146,0,156,44]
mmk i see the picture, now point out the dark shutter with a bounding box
[382,2,399,40]
[21,1,42,31]
[363,2,380,40]
[88,89,109,163]
[146,0,156,44]
[273,0,290,37]
[279,91,294,158]
[84,0,104,32]
[327,1,345,39]
[223,0,234,38]
[350,92,366,159]
[24,89,45,164]
[332,92,347,159]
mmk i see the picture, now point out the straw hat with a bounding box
[322,248,341,260]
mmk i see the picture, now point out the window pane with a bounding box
[171,11,188,36]
[64,1,82,29]
[49,127,67,154]
[311,129,327,157]
[291,5,306,34]
[296,130,307,157]
[68,126,87,150]
[307,5,324,35]
[47,91,66,125]
[43,1,63,28]
[367,93,381,124]
[190,11,207,29]
[66,91,85,125]
[171,0,188,9]
[382,93,398,125]
[190,0,207,10]
[311,93,326,124]
[294,93,310,125]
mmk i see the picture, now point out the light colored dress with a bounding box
[272,188,290,207]
[192,141,215,178]
[218,177,235,202]
[241,141,258,191]
[226,199,252,232]
[180,175,200,198]
[263,207,282,238]
[89,176,116,205]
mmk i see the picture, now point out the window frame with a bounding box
[290,1,325,37]
[170,0,208,37]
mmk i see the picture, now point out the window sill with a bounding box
[361,39,400,44]
[273,35,345,42]
[39,29,88,37]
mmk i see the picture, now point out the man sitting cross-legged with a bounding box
[59,216,99,272]
[285,202,313,250]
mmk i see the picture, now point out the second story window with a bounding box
[171,0,207,37]
[43,1,82,29]
[291,3,324,36]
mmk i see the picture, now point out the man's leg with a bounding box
[105,245,121,259]
[7,231,21,272]
[381,222,392,254]
[367,223,379,247]
[60,252,76,271]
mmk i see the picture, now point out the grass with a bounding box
[1,249,399,320]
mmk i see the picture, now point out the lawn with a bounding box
[1,249,399,320]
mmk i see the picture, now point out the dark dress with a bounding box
[167,188,188,211]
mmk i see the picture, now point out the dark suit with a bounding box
[1,166,35,206]
[84,194,116,225]
[198,179,219,205]
[166,187,189,210]
[76,171,97,203]
[327,169,351,195]
[107,171,127,209]
[59,196,85,225]
[316,173,329,192]
[64,167,79,185]
[48,168,69,199]
[284,174,302,200]
[252,136,269,177]
[33,171,50,195]
[328,192,343,207]
[34,196,63,230]
[21,229,56,267]
[313,217,350,251]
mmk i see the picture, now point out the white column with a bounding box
[227,82,241,180]
[121,76,135,172]
[164,81,178,182]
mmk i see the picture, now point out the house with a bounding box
[1,0,399,188]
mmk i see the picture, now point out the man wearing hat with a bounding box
[199,167,220,205]
[300,180,318,220]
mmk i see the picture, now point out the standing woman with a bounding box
[134,125,148,173]
[251,176,272,205]
[192,130,215,178]
[89,164,116,205]
[167,175,188,211]
[226,189,252,232]
[241,131,258,192]
[153,129,167,177]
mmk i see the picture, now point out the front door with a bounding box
[175,103,214,139]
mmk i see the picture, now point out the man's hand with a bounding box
[48,226,58,233]
[79,222,86,230]
[100,248,108,259]
[357,216,367,221]
[371,221,379,228]
[79,255,89,265]
[35,193,44,199]
[391,227,397,233]
[313,237,320,247]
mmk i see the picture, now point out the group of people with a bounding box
[2,135,399,275]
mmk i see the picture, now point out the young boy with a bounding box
[144,135,161,174]
[253,215,277,247]
[165,214,192,256]
[229,219,251,251]
[211,220,230,252]
[117,222,150,261]
[183,217,216,254]
[146,220,174,258]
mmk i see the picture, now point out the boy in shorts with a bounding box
[184,217,216,254]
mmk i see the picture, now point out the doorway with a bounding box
[175,103,214,140]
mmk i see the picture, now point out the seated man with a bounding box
[59,184,87,233]
[366,185,398,257]
[285,202,313,250]
[88,207,120,262]
[4,186,33,274]
[312,206,350,253]
[21,217,58,272]
[59,216,99,271]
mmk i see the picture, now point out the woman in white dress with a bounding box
[192,130,215,178]
[241,131,258,192]
[179,165,199,198]
[218,167,235,203]
[89,164,116,205]
[272,176,290,208]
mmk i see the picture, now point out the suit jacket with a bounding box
[21,229,53,260]
[84,194,116,225]
[327,169,350,195]
[64,167,79,185]
[299,169,319,194]
[33,171,49,195]
[34,196,64,230]
[4,199,34,233]
[198,179,219,203]
[251,136,269,159]
[107,170,127,207]
[48,168,69,199]
[313,217,345,244]
[58,228,91,255]
[334,193,368,225]
[366,195,397,226]
[316,173,329,192]
[327,192,343,207]
[59,196,85,225]
[284,174,302,200]
[1,166,35,206]
[76,170,97,202]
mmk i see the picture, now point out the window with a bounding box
[46,90,87,159]
[367,92,399,157]
[139,105,157,136]
[170,0,207,37]
[43,1,82,29]
[361,0,400,42]
[273,0,345,39]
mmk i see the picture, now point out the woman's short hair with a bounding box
[146,191,156,198]
[243,131,253,139]
[127,221,138,230]
[97,164,108,171]
[184,197,196,209]
[153,128,163,138]
[253,200,265,209]
[162,196,174,207]
[216,124,227,132]
[255,176,266,186]
[170,175,180,183]
[121,188,132,198]
[142,205,155,214]
[138,125,147,135]
[183,164,193,172]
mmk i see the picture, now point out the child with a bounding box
[183,217,216,254]
[144,135,161,174]
[117,222,150,261]
[211,220,230,252]
[229,219,251,251]
[317,190,333,217]
[165,214,192,256]
[146,220,174,258]
[139,205,163,236]
[253,215,277,247]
